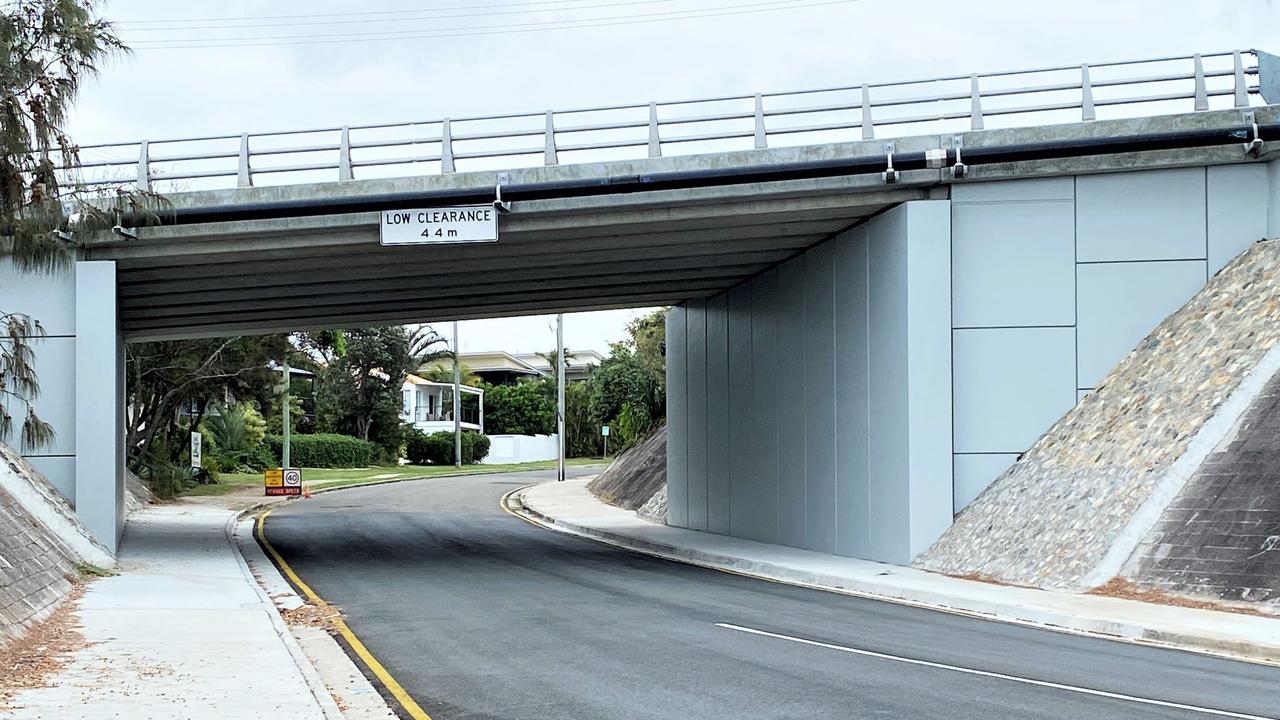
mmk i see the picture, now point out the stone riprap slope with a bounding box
[1128,367,1280,607]
[587,426,667,511]
[0,451,83,646]
[917,239,1280,590]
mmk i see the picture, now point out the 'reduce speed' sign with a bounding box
[380,206,499,245]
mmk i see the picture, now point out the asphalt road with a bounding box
[263,469,1280,720]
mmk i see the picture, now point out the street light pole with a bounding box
[281,361,291,470]
[453,321,462,469]
[556,313,566,483]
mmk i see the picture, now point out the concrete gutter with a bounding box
[510,479,1280,667]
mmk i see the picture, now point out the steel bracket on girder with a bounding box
[882,143,898,184]
[950,136,968,179]
[111,210,137,240]
[494,172,512,214]
[1243,111,1264,157]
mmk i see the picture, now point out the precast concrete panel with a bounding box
[684,299,709,531]
[1208,164,1269,276]
[1269,160,1280,239]
[1076,168,1207,262]
[776,257,808,549]
[950,176,1074,203]
[804,242,838,554]
[904,201,954,557]
[0,262,75,337]
[951,202,1075,328]
[834,227,871,558]
[746,270,780,544]
[26,457,74,503]
[953,453,1019,513]
[953,327,1077,454]
[22,337,77,457]
[704,294,731,535]
[74,261,122,552]
[1076,260,1208,388]
[866,207,912,564]
[726,283,754,539]
[665,305,688,528]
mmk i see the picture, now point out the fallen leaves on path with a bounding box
[0,583,88,708]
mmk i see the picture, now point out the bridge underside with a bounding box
[100,181,922,341]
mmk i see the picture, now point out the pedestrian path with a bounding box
[516,479,1280,666]
[3,503,337,720]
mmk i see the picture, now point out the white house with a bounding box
[400,374,484,434]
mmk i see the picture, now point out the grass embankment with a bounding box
[187,457,607,497]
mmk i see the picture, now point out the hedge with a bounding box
[405,431,490,465]
[263,433,380,468]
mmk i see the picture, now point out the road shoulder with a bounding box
[511,478,1280,666]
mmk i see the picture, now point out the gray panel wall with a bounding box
[664,306,688,528]
[0,260,124,552]
[951,164,1270,512]
[668,201,953,565]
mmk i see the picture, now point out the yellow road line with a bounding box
[256,509,433,720]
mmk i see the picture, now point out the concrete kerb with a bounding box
[507,482,1280,668]
[223,510,346,720]
[227,499,397,720]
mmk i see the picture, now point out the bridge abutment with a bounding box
[0,258,123,554]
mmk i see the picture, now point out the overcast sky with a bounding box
[68,0,1280,353]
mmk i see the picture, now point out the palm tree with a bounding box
[409,325,451,365]
[537,348,577,378]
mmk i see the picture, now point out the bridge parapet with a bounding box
[68,50,1272,194]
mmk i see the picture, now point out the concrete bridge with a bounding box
[16,48,1280,559]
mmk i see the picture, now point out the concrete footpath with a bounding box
[2,501,368,720]
[515,479,1280,666]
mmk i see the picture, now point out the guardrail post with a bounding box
[754,94,767,150]
[1234,50,1250,108]
[136,140,149,191]
[861,84,874,140]
[969,74,984,131]
[1193,54,1210,111]
[338,126,353,181]
[648,102,661,158]
[441,118,455,173]
[237,133,252,187]
[544,110,558,166]
[1081,64,1096,121]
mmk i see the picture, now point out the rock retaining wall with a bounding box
[917,239,1280,590]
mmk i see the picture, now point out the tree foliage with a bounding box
[479,380,555,436]
[313,326,418,455]
[0,1,127,451]
[125,335,292,468]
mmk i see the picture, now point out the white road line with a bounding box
[715,623,1278,720]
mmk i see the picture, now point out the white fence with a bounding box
[483,434,559,465]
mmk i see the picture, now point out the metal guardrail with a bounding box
[68,50,1265,192]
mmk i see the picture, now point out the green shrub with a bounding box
[213,444,274,473]
[263,433,379,468]
[405,431,490,465]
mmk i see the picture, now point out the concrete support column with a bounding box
[666,200,953,565]
[74,261,123,553]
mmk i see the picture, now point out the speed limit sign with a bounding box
[283,469,302,486]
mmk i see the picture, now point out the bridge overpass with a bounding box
[15,49,1280,558]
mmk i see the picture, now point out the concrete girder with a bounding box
[125,290,720,342]
[100,214,860,271]
[121,265,761,320]
[120,254,788,305]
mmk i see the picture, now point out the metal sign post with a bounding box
[281,361,291,470]
[556,313,566,483]
[453,321,462,469]
[601,425,609,459]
